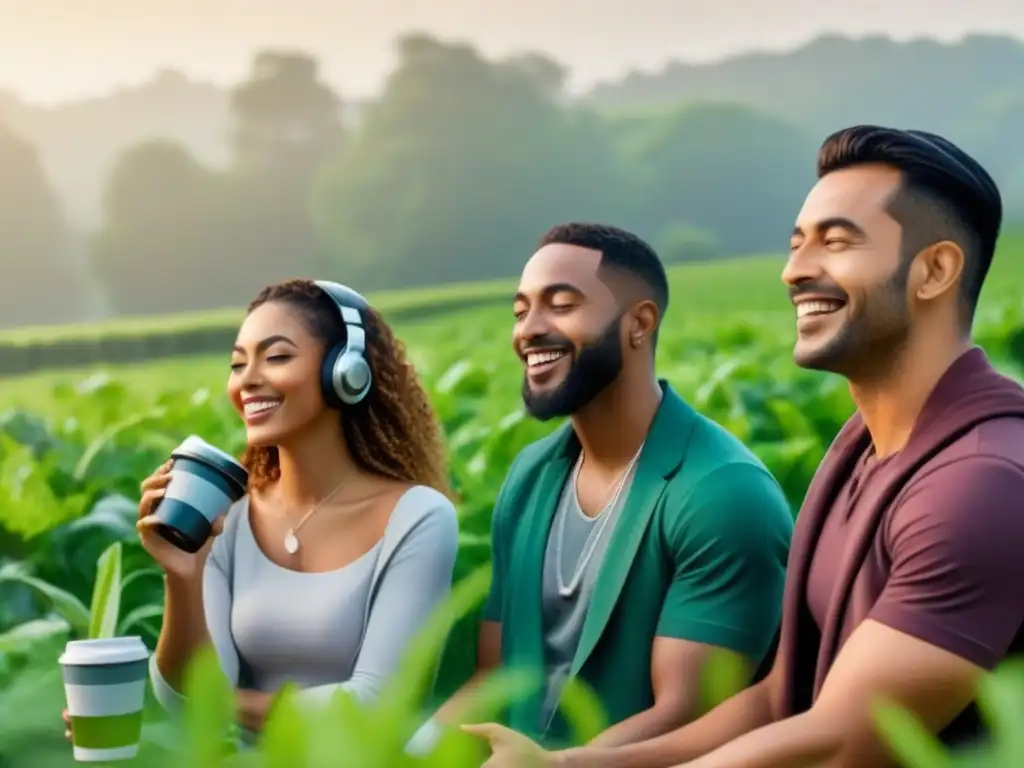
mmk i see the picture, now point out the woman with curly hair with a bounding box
[66,279,458,740]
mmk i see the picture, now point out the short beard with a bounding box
[522,316,624,421]
[794,265,911,380]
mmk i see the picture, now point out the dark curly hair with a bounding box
[239,279,450,497]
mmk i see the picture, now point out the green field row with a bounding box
[1,253,794,348]
[8,233,1024,349]
[3,235,1024,384]
[0,277,518,346]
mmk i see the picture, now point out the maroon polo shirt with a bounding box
[806,419,1024,666]
[784,348,1024,747]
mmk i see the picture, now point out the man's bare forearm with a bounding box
[588,701,694,749]
[433,671,494,724]
[684,711,839,768]
[557,680,776,768]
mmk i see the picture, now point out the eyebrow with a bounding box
[792,217,868,239]
[514,282,586,304]
[232,334,298,355]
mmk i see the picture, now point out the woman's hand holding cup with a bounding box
[136,461,224,582]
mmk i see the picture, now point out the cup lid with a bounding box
[171,435,248,490]
[59,636,149,666]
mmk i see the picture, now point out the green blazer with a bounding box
[482,382,793,745]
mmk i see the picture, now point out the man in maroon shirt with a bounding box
[464,126,1024,767]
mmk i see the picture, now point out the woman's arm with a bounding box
[297,496,459,707]
[150,524,241,711]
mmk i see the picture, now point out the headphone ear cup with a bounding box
[320,344,344,409]
[335,350,372,405]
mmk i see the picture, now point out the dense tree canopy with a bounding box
[4,33,1024,327]
[0,125,80,327]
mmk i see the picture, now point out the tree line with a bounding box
[5,33,1018,328]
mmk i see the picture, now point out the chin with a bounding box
[792,339,848,373]
[243,425,290,448]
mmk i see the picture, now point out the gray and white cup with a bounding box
[153,435,248,553]
[60,636,149,762]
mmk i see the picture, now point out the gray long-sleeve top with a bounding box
[149,485,459,713]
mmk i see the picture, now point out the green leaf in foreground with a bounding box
[116,603,164,635]
[974,659,1024,765]
[873,699,952,768]
[306,689,375,767]
[556,677,607,746]
[87,541,122,639]
[0,617,70,654]
[258,684,309,768]
[698,647,753,715]
[182,643,235,768]
[375,562,494,729]
[0,563,91,635]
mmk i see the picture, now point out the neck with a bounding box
[849,327,971,459]
[571,370,663,468]
[273,417,361,508]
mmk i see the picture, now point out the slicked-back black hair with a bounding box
[817,125,1002,324]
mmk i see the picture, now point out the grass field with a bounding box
[3,242,1024,766]
[0,276,519,346]
[3,237,1024,405]
[0,250,796,349]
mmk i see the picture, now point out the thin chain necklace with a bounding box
[555,442,644,598]
[282,478,348,555]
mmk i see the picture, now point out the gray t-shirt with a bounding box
[539,465,637,727]
[149,485,459,719]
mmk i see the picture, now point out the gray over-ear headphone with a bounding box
[314,280,373,407]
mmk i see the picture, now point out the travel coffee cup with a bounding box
[152,435,248,553]
[60,636,149,762]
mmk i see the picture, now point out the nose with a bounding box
[514,305,552,348]
[781,244,825,288]
[520,305,552,337]
[236,359,266,392]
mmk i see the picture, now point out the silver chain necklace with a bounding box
[282,478,348,555]
[554,442,644,598]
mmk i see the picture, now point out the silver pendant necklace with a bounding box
[283,478,348,555]
[554,442,644,598]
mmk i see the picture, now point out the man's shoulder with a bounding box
[659,457,793,573]
[911,415,1024,491]
[666,457,791,519]
[661,431,793,549]
[686,410,773,471]
[893,424,1024,538]
[959,415,1024,465]
[668,412,783,501]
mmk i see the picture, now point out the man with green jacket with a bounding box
[412,222,793,755]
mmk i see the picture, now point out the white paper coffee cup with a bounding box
[60,636,149,762]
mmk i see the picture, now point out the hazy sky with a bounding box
[2,0,1023,103]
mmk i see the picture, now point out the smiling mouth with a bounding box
[796,299,846,319]
[242,398,282,420]
[526,349,569,367]
[523,348,571,380]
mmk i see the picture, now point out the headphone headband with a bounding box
[314,280,370,312]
